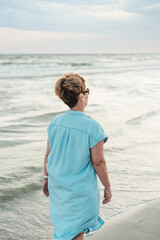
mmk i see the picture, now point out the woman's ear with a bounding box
[78,92,84,101]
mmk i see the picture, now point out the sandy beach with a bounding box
[86,198,160,240]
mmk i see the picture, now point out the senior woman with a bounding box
[42,73,112,240]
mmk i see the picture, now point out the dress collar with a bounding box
[66,109,87,116]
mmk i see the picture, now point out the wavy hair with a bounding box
[55,72,86,108]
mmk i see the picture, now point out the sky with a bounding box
[0,0,160,54]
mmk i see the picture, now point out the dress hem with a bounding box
[53,216,105,240]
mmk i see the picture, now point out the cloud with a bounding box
[0,27,159,54]
[5,0,141,22]
[0,0,159,34]
[74,5,141,21]
[27,1,141,21]
[0,1,159,53]
[0,27,111,53]
[0,27,110,40]
[141,2,160,12]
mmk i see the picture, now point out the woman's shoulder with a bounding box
[47,112,65,129]
[84,114,103,133]
[85,114,101,126]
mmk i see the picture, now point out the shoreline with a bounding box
[86,198,160,240]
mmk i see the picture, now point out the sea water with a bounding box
[0,54,160,239]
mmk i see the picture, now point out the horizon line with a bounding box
[0,52,160,55]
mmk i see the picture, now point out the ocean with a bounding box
[0,53,160,239]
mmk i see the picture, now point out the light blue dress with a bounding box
[47,109,108,240]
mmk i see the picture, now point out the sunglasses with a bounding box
[81,88,89,95]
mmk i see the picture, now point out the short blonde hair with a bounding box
[55,72,86,108]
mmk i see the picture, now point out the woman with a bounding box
[42,73,112,240]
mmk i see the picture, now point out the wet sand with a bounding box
[86,199,160,240]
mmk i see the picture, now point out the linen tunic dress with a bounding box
[46,109,108,240]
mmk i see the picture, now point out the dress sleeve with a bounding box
[89,121,108,149]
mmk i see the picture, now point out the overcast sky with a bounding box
[0,0,160,53]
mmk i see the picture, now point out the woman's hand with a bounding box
[102,187,112,204]
[42,178,49,197]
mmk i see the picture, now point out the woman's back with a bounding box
[46,109,108,240]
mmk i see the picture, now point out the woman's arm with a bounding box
[42,138,50,197]
[90,140,112,204]
[43,137,50,176]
